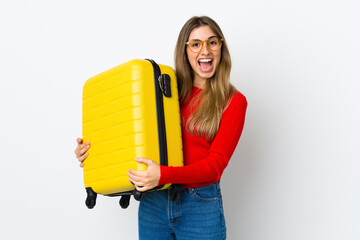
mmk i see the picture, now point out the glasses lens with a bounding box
[188,40,202,53]
[207,37,221,51]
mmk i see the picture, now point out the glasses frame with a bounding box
[186,36,224,53]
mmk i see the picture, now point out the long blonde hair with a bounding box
[175,16,236,141]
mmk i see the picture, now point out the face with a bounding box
[186,25,222,84]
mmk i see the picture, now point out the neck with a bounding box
[193,77,206,89]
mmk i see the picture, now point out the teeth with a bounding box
[198,59,212,62]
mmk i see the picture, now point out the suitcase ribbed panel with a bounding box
[82,59,183,196]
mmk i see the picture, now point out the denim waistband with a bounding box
[185,181,221,194]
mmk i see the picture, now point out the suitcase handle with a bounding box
[158,74,172,98]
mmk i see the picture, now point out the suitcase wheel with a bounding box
[133,190,147,201]
[119,195,131,209]
[85,187,97,209]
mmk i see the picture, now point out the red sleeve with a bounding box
[158,92,248,185]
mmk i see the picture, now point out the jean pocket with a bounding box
[190,183,219,202]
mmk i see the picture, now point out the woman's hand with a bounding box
[74,138,90,167]
[127,158,160,192]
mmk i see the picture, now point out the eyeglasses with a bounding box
[186,36,223,53]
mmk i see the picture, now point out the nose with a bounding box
[200,42,210,55]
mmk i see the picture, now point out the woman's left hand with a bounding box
[127,158,160,192]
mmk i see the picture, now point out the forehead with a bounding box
[188,25,216,41]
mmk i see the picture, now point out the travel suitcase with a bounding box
[82,59,183,209]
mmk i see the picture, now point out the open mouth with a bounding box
[198,59,213,72]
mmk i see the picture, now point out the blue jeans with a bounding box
[138,181,226,240]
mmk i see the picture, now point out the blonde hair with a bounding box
[175,16,236,141]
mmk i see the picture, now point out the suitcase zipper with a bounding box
[146,59,168,167]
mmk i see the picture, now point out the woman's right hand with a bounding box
[74,138,90,167]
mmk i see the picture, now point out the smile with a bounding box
[198,59,213,72]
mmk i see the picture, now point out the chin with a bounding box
[196,70,216,80]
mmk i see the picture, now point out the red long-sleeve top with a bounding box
[159,86,248,189]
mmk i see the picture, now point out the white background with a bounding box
[1,0,359,239]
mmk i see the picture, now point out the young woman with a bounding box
[75,16,247,240]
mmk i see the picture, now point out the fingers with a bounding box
[127,157,159,192]
[74,141,90,158]
[78,152,89,162]
[75,138,84,155]
[135,185,150,192]
[128,168,146,177]
[135,157,153,165]
[129,179,150,192]
[127,170,144,183]
[79,144,90,156]
[127,170,149,190]
[74,138,90,168]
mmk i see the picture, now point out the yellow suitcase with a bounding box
[82,59,183,209]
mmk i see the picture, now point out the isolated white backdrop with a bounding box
[1,0,359,239]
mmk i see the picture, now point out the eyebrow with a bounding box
[188,35,217,41]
